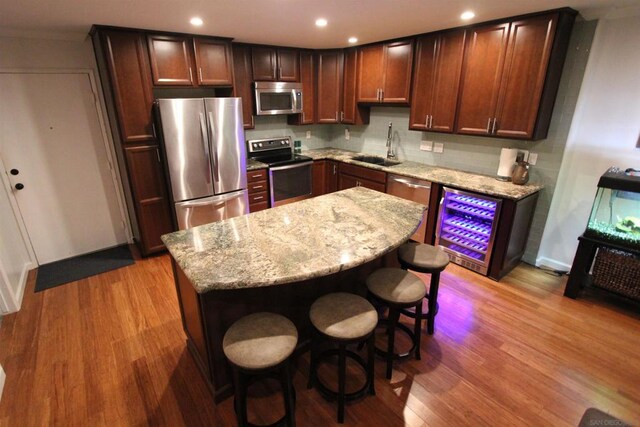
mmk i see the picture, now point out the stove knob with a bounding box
[258,143,263,147]
[281,141,286,145]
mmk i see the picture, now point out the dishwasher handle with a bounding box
[390,176,431,190]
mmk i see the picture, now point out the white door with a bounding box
[0,72,127,264]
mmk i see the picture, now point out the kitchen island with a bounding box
[162,187,425,401]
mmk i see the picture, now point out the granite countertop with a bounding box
[303,148,543,200]
[247,158,268,171]
[161,187,425,293]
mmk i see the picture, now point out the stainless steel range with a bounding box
[247,137,313,207]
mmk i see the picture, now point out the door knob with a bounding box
[10,169,19,175]
[15,183,24,190]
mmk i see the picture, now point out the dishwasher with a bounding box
[386,174,431,242]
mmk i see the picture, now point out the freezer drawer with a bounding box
[174,190,249,230]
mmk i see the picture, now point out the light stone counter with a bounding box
[247,158,268,171]
[304,147,542,200]
[161,187,425,293]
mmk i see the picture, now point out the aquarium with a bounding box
[583,167,640,251]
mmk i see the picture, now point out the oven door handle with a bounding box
[269,161,314,172]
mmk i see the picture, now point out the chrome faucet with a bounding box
[386,122,396,159]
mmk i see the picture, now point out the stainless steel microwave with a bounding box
[254,81,303,115]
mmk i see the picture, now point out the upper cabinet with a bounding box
[316,50,343,124]
[357,39,414,104]
[252,47,300,81]
[456,11,574,139]
[342,48,369,125]
[101,30,155,143]
[409,30,465,132]
[147,35,233,87]
[231,44,255,129]
[288,50,315,125]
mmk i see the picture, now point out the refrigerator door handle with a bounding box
[198,113,212,183]
[207,111,220,183]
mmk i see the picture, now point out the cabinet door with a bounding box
[338,173,359,191]
[409,35,438,130]
[342,49,358,124]
[357,44,384,102]
[494,14,558,139]
[147,35,194,86]
[455,23,510,136]
[277,49,300,82]
[232,44,255,129]
[124,145,173,255]
[358,177,386,193]
[252,46,277,81]
[288,51,315,125]
[381,39,413,103]
[193,38,233,86]
[325,161,339,193]
[102,30,155,143]
[312,161,326,197]
[317,50,343,124]
[429,31,465,132]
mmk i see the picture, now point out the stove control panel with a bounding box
[247,137,292,154]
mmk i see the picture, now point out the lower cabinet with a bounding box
[247,169,269,212]
[338,163,386,192]
[325,161,339,193]
[123,145,173,255]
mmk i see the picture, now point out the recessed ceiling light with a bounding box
[315,18,328,27]
[460,11,475,20]
[190,17,203,26]
[348,37,358,44]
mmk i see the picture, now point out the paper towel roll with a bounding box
[497,148,518,180]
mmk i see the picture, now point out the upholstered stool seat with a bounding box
[223,312,298,427]
[308,293,377,424]
[398,242,450,335]
[366,268,426,379]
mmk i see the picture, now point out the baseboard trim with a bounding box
[0,364,6,402]
[535,256,572,273]
[0,260,33,314]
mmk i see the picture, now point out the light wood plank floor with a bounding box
[1,250,639,426]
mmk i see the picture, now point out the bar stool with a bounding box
[366,268,426,379]
[223,312,298,427]
[398,242,450,335]
[307,292,377,424]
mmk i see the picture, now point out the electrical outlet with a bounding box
[345,128,350,141]
[420,141,433,151]
[528,152,538,165]
[434,142,444,153]
[306,130,311,139]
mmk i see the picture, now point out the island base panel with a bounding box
[172,252,399,402]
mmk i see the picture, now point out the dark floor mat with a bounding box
[34,245,135,292]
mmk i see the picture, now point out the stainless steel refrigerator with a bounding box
[155,97,249,230]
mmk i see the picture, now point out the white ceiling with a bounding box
[1,0,640,48]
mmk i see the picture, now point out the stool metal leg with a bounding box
[414,299,423,360]
[367,334,376,396]
[386,308,400,379]
[233,369,248,427]
[307,330,317,389]
[338,343,346,423]
[428,271,440,335]
[281,363,296,427]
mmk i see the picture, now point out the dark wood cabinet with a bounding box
[288,51,315,125]
[316,50,343,124]
[312,161,326,197]
[325,161,339,193]
[247,169,269,212]
[147,34,233,87]
[231,44,255,129]
[193,38,234,86]
[341,49,369,125]
[123,145,173,254]
[147,35,195,86]
[409,30,465,132]
[100,30,155,143]
[338,163,386,192]
[357,39,413,104]
[456,11,574,139]
[252,47,300,82]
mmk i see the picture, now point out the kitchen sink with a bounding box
[352,155,402,167]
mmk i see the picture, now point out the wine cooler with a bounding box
[435,187,502,275]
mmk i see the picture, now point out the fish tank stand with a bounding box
[565,167,640,300]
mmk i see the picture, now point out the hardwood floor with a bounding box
[1,250,639,426]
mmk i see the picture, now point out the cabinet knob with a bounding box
[15,183,24,190]
[10,168,19,175]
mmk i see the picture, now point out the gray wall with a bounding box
[244,20,597,266]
